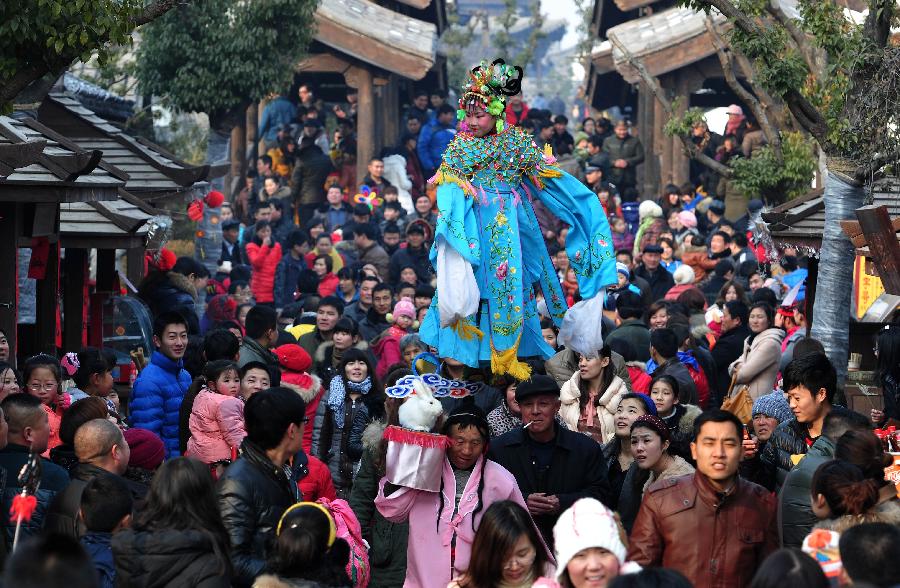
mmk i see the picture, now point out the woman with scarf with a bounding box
[729,302,784,401]
[311,348,384,499]
[558,345,629,444]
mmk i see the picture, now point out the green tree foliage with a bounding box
[731,131,816,203]
[135,0,318,132]
[663,104,817,204]
[679,0,897,169]
[0,0,176,109]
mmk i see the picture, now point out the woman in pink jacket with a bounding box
[245,220,283,305]
[375,406,532,588]
[186,360,245,473]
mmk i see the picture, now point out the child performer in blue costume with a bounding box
[419,59,617,379]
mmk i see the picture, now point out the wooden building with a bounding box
[585,1,806,196]
[0,114,125,361]
[59,192,159,351]
[36,92,207,352]
[295,0,443,182]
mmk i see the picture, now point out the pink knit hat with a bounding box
[678,210,698,228]
[392,297,416,320]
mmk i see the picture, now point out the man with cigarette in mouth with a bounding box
[489,374,612,549]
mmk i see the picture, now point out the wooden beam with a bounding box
[313,10,433,80]
[841,216,900,248]
[297,52,353,74]
[855,205,900,295]
[615,0,656,10]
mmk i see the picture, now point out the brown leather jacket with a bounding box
[680,246,717,283]
[627,473,777,588]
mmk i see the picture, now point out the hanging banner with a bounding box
[853,256,885,319]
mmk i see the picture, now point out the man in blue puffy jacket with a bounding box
[416,104,457,177]
[130,311,192,457]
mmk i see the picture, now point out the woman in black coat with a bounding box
[112,458,232,587]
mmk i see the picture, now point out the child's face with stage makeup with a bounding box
[464,106,497,138]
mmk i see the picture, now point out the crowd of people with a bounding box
[0,78,899,588]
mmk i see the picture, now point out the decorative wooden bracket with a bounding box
[841,205,900,295]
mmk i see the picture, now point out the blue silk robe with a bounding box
[419,126,616,378]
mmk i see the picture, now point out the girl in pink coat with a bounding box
[186,360,246,472]
[375,406,531,588]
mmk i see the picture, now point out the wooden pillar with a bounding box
[658,84,673,186]
[89,248,118,348]
[247,102,259,162]
[0,203,19,364]
[855,205,900,295]
[671,76,690,185]
[126,248,145,289]
[62,248,88,352]
[347,66,375,184]
[35,237,60,355]
[637,88,657,198]
[383,76,400,147]
[228,115,247,200]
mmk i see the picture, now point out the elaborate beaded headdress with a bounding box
[457,59,523,132]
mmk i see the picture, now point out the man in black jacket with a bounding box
[44,419,134,538]
[0,395,70,545]
[711,300,750,397]
[649,328,698,406]
[633,244,674,303]
[389,222,432,285]
[489,375,610,549]
[761,352,839,492]
[217,387,305,587]
[291,137,335,224]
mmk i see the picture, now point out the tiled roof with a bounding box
[315,0,437,80]
[42,93,226,197]
[0,116,123,198]
[762,181,900,252]
[60,190,157,241]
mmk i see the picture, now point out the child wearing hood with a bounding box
[274,343,324,453]
[371,298,418,381]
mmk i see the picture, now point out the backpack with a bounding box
[316,498,370,588]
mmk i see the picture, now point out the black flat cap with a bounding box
[515,374,560,402]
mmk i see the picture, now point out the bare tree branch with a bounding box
[766,0,818,74]
[0,62,49,106]
[132,0,185,26]
[608,34,733,178]
[693,0,831,146]
[705,17,783,163]
[732,52,790,129]
[862,0,892,50]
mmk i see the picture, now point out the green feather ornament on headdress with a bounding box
[458,59,524,120]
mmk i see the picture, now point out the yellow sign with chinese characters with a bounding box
[854,256,885,319]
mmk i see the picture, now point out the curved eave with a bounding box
[315,0,437,80]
